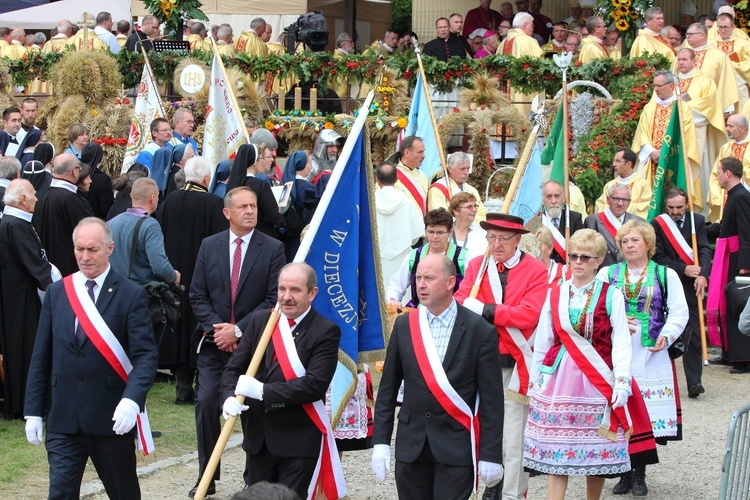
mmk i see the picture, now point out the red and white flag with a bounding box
[122,62,165,172]
[202,54,247,181]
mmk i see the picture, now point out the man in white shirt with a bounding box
[94,12,120,54]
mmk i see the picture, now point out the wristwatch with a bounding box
[234,325,243,338]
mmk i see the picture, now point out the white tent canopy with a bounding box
[0,0,131,30]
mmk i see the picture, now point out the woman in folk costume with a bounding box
[535,226,571,287]
[596,219,688,496]
[524,229,634,499]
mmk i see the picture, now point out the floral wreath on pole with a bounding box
[596,0,653,56]
[141,0,208,38]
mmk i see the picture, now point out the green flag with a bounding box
[541,108,565,184]
[647,102,688,220]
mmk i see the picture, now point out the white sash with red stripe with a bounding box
[598,209,622,239]
[397,167,426,215]
[654,214,694,265]
[487,257,533,404]
[549,283,632,441]
[63,273,154,455]
[271,315,347,500]
[430,178,452,200]
[409,308,480,493]
[542,213,566,261]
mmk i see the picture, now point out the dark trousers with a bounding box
[246,442,318,499]
[195,346,230,482]
[175,363,196,401]
[682,302,703,387]
[46,431,139,500]
[395,440,474,500]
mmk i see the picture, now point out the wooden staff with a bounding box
[469,124,540,298]
[140,45,167,119]
[674,84,709,365]
[561,69,571,266]
[412,39,450,198]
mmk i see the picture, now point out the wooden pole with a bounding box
[674,84,709,365]
[412,40,450,198]
[139,45,167,119]
[193,306,280,500]
[561,65,571,266]
[469,124,539,299]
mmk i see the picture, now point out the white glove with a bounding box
[222,396,249,419]
[611,390,629,409]
[25,416,43,445]
[112,398,140,435]
[235,375,264,401]
[371,444,391,482]
[479,460,504,487]
[463,297,486,316]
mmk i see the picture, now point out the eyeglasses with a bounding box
[653,82,672,88]
[610,196,631,204]
[486,234,517,244]
[460,204,478,210]
[685,32,701,37]
[569,253,596,263]
[156,128,172,133]
[426,230,449,236]
[717,25,733,30]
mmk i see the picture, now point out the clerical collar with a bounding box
[619,171,636,183]
[679,69,698,79]
[11,40,21,46]
[691,43,708,51]
[3,205,32,222]
[589,35,604,43]
[503,248,522,269]
[50,178,77,193]
[52,33,67,39]
[380,41,394,53]
[655,95,677,106]
[644,28,660,36]
[338,48,350,55]
[736,136,749,144]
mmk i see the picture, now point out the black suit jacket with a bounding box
[545,208,584,264]
[373,305,504,466]
[0,129,35,159]
[720,183,750,277]
[585,211,644,268]
[652,212,711,306]
[221,308,341,458]
[190,229,285,336]
[24,269,158,435]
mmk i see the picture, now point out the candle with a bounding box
[310,87,317,112]
[278,90,285,111]
[294,86,302,111]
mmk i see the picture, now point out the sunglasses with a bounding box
[569,253,596,263]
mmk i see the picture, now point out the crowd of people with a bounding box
[1,1,750,500]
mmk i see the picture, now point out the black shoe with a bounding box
[632,466,648,496]
[688,384,705,398]
[709,356,731,365]
[175,398,195,405]
[612,473,632,495]
[151,430,162,438]
[188,480,215,498]
[730,363,750,374]
[481,483,502,500]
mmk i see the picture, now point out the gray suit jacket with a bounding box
[584,211,644,268]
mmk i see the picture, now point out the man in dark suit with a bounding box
[652,187,712,398]
[33,153,94,276]
[189,186,285,497]
[24,217,157,500]
[221,262,341,499]
[541,180,584,263]
[157,156,228,405]
[585,183,644,268]
[0,106,35,159]
[372,254,505,500]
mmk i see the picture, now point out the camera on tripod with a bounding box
[285,10,328,53]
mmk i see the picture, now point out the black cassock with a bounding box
[156,184,228,367]
[0,213,52,417]
[32,184,93,276]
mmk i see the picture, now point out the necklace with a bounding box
[570,282,595,338]
[624,264,648,300]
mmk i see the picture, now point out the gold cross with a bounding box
[77,12,96,51]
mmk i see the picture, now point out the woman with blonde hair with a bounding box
[524,229,633,499]
[597,219,688,496]
[535,225,570,286]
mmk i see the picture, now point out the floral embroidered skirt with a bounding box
[325,369,373,451]
[523,353,631,476]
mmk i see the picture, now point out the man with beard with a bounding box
[541,180,583,264]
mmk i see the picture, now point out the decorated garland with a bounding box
[596,0,653,56]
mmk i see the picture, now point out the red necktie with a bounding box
[230,238,243,323]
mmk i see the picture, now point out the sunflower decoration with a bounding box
[597,0,653,55]
[142,0,208,39]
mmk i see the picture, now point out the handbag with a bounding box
[129,217,181,324]
[668,336,686,359]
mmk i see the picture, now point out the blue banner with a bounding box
[405,74,442,180]
[508,139,543,225]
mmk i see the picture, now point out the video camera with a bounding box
[285,10,328,54]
